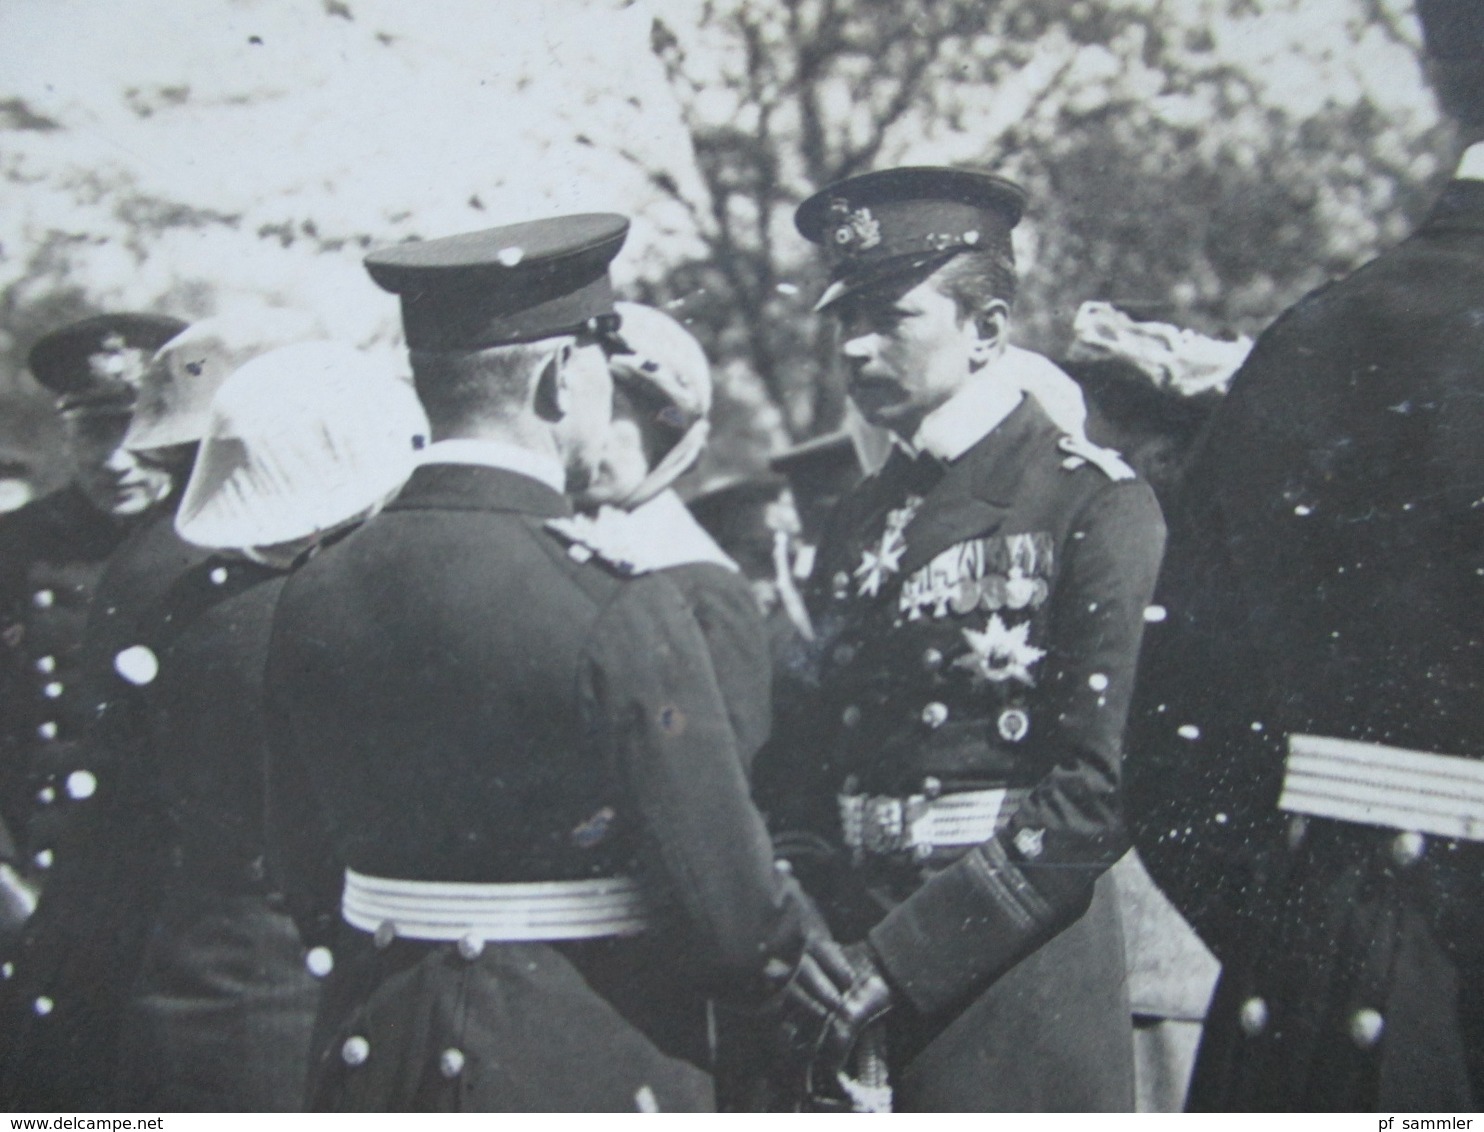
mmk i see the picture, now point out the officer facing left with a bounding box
[0,313,186,920]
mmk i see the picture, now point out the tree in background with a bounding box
[646,0,1447,452]
[0,0,1451,483]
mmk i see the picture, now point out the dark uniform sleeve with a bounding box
[675,564,773,775]
[581,574,804,996]
[867,480,1166,1016]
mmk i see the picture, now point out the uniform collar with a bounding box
[901,371,1025,464]
[558,490,738,574]
[417,438,565,494]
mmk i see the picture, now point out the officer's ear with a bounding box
[968,300,1010,370]
[533,343,574,423]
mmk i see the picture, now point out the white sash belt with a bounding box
[1280,734,1484,841]
[839,787,1029,861]
[341,868,651,942]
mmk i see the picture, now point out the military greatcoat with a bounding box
[0,510,208,1110]
[109,556,319,1111]
[1130,178,1484,1110]
[0,486,138,888]
[759,394,1165,1111]
[265,463,806,1112]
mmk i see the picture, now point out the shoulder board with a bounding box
[1056,435,1136,482]
[544,515,644,576]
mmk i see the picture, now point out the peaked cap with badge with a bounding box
[795,166,1026,311]
[365,213,629,351]
[27,314,188,414]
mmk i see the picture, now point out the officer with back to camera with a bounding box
[264,214,872,1112]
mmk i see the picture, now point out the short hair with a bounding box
[408,338,568,432]
[933,242,1018,332]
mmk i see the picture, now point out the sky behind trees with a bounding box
[0,0,1447,484]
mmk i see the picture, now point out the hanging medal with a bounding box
[854,495,923,598]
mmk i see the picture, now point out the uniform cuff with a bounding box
[867,838,1079,1017]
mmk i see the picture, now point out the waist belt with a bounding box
[839,787,1028,862]
[341,868,651,943]
[1280,734,1484,841]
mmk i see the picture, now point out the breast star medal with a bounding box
[954,614,1047,686]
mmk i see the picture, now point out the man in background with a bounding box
[1131,0,1484,1109]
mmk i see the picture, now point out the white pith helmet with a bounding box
[124,309,321,452]
[175,341,429,551]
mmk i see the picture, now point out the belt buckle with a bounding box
[839,792,934,862]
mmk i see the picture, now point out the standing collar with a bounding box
[901,373,1025,464]
[417,438,565,494]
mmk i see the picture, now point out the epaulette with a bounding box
[544,514,645,576]
[1056,434,1136,482]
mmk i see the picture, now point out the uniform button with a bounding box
[209,567,230,586]
[773,858,793,875]
[31,590,54,610]
[1349,1008,1384,1049]
[114,645,159,686]
[921,776,942,800]
[373,920,397,950]
[841,705,862,728]
[438,1048,466,1079]
[34,656,56,675]
[920,702,948,729]
[1,962,13,980]
[341,1035,371,1066]
[833,642,857,666]
[36,786,56,806]
[1390,831,1425,868]
[831,571,851,598]
[1013,826,1045,859]
[1238,996,1268,1037]
[921,647,944,673]
[33,849,53,870]
[305,946,334,978]
[65,771,97,801]
[42,681,63,699]
[33,996,54,1016]
[997,708,1030,743]
[36,721,57,741]
[457,933,485,961]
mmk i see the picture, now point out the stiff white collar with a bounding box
[1456,142,1484,182]
[571,490,738,573]
[905,372,1025,463]
[417,438,565,494]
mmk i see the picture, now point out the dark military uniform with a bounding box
[1129,175,1484,1110]
[0,487,138,886]
[0,511,208,1109]
[762,395,1163,1110]
[105,557,319,1111]
[0,314,187,900]
[264,216,808,1112]
[267,462,805,1111]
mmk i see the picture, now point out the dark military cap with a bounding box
[768,429,864,541]
[364,214,630,351]
[27,313,189,413]
[794,166,1027,311]
[1419,0,1484,59]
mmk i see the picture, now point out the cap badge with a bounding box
[828,198,881,253]
[87,333,147,387]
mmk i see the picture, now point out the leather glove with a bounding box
[805,939,892,1103]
